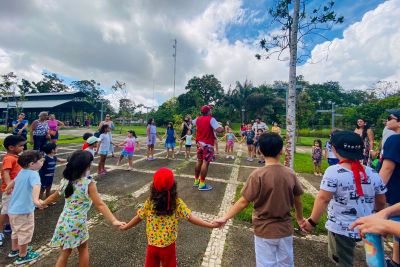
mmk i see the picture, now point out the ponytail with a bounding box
[63,150,93,198]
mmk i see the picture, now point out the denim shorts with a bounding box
[121,149,134,157]
[99,150,108,155]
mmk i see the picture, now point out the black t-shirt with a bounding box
[382,134,400,205]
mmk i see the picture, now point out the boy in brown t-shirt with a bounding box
[214,133,304,267]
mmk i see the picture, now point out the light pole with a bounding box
[316,101,342,130]
[172,39,177,99]
[241,107,245,124]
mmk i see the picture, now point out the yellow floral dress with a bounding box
[138,198,191,247]
[50,177,94,249]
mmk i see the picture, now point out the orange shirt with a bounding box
[1,154,22,192]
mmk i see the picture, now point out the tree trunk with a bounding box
[284,0,300,169]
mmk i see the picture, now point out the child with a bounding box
[163,122,178,160]
[302,131,387,267]
[120,168,218,266]
[325,130,339,166]
[39,143,67,200]
[242,123,255,161]
[0,135,25,246]
[146,118,162,161]
[43,150,125,267]
[117,130,140,170]
[220,128,240,159]
[96,124,113,175]
[84,136,100,157]
[214,133,305,266]
[181,129,193,160]
[7,150,44,264]
[254,129,265,164]
[81,132,93,150]
[312,139,323,176]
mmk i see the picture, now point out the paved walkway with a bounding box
[0,139,368,267]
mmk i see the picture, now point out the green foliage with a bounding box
[33,73,68,93]
[185,74,224,105]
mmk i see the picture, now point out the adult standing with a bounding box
[252,117,268,132]
[192,105,224,191]
[379,109,400,266]
[354,118,374,166]
[99,114,115,157]
[48,114,65,144]
[178,115,192,154]
[30,111,49,151]
[146,118,162,161]
[12,113,29,150]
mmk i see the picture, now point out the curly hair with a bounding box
[149,182,177,216]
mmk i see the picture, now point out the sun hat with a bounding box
[331,131,364,160]
[86,136,100,145]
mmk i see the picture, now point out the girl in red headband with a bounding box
[120,168,219,267]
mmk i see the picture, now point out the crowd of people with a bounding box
[0,106,399,267]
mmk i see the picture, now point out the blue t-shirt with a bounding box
[39,155,57,179]
[8,169,41,214]
[12,119,28,135]
[166,128,175,143]
[382,134,400,205]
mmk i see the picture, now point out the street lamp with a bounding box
[241,107,246,124]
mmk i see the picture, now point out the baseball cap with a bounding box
[153,168,175,192]
[87,136,100,145]
[201,105,212,114]
[387,109,400,119]
[331,131,364,160]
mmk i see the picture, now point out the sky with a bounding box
[0,0,399,109]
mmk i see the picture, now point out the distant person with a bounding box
[302,131,386,267]
[180,129,193,160]
[30,111,49,151]
[324,130,340,166]
[240,123,247,137]
[252,117,268,132]
[84,117,90,128]
[99,114,116,157]
[96,124,114,176]
[354,118,374,166]
[7,150,44,264]
[48,114,65,144]
[163,122,178,160]
[0,135,25,247]
[120,168,219,266]
[12,113,29,150]
[214,133,305,267]
[242,123,255,161]
[224,121,231,154]
[220,128,241,160]
[177,115,192,154]
[312,139,323,176]
[42,150,125,267]
[81,132,93,150]
[192,105,224,191]
[146,118,162,161]
[271,122,281,136]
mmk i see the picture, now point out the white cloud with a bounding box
[300,0,400,89]
[0,0,398,109]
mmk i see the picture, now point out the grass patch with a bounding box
[234,185,327,235]
[288,152,329,174]
[0,134,85,151]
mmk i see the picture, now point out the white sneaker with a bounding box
[0,232,4,246]
[231,156,235,159]
[226,155,229,159]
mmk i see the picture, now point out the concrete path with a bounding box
[0,139,368,267]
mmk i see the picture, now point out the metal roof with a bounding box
[0,100,71,109]
[1,91,83,98]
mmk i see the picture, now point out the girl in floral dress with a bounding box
[43,150,124,267]
[120,168,218,267]
[312,139,323,176]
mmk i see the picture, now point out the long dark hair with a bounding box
[63,150,93,198]
[356,118,369,139]
[314,139,322,148]
[128,130,137,138]
[147,118,154,126]
[150,182,177,216]
[99,124,109,134]
[167,122,174,130]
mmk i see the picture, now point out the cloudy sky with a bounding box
[0,0,399,108]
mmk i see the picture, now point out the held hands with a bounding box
[211,217,228,228]
[350,214,388,238]
[112,219,126,228]
[300,218,314,234]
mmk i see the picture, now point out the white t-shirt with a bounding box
[380,126,397,157]
[99,133,111,152]
[252,122,268,132]
[320,165,387,238]
[185,135,193,146]
[325,141,337,159]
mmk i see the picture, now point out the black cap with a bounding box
[387,109,400,119]
[331,131,364,160]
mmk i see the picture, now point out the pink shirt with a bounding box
[48,119,58,131]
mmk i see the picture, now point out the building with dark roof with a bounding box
[0,91,100,126]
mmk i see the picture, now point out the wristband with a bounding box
[308,218,317,227]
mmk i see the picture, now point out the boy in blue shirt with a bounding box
[6,150,44,264]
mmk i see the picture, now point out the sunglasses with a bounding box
[387,115,399,122]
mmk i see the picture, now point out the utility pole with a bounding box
[172,39,177,98]
[317,101,343,130]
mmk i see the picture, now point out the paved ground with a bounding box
[0,135,368,267]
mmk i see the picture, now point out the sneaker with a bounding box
[193,179,200,187]
[198,184,213,191]
[15,251,40,265]
[249,158,254,162]
[0,232,4,246]
[246,158,251,161]
[4,224,12,234]
[8,246,33,258]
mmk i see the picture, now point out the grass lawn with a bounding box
[66,125,167,135]
[234,185,327,235]
[287,152,329,174]
[295,136,328,147]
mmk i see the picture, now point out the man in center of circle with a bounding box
[192,105,224,191]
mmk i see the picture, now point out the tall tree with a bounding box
[256,0,344,168]
[18,78,35,94]
[33,73,69,93]
[185,74,224,105]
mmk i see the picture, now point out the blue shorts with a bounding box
[121,149,134,157]
[40,174,54,189]
[165,142,176,149]
[99,150,108,155]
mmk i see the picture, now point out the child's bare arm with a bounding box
[57,158,67,163]
[120,215,142,230]
[3,170,13,194]
[213,196,250,226]
[32,185,43,207]
[374,194,386,212]
[42,190,61,206]
[294,195,305,224]
[188,214,218,228]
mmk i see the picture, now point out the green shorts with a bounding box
[328,231,359,267]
